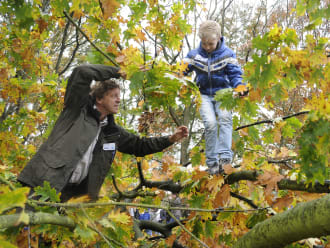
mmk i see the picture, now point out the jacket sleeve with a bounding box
[117,126,173,157]
[226,53,244,88]
[64,64,121,108]
[183,50,195,75]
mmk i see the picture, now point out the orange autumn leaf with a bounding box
[273,195,293,211]
[248,88,261,101]
[223,164,236,174]
[213,184,231,208]
[101,0,120,19]
[192,170,208,181]
[257,171,284,204]
[165,234,176,246]
[135,29,147,42]
[206,175,224,191]
[295,192,324,201]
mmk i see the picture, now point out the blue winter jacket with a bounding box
[184,37,243,96]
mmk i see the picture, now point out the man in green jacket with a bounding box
[18,64,188,202]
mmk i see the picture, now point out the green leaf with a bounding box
[252,35,270,53]
[204,220,216,238]
[190,146,202,167]
[188,194,205,208]
[34,181,60,202]
[0,240,17,248]
[192,218,204,238]
[0,186,29,214]
[74,225,97,243]
[245,210,268,229]
[129,71,145,95]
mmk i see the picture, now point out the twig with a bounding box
[30,199,269,213]
[166,210,209,248]
[63,11,119,67]
[235,111,309,131]
[111,174,155,200]
[80,204,117,248]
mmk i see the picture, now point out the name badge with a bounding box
[103,143,116,151]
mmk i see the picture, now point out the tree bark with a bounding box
[0,212,75,229]
[233,194,330,248]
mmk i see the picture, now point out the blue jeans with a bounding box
[199,94,233,166]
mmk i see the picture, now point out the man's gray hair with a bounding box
[90,79,120,100]
[198,20,221,40]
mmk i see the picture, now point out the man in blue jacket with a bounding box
[184,20,247,175]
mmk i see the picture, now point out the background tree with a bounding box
[0,0,329,247]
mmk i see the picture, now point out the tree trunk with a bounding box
[233,194,330,248]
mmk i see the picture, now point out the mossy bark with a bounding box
[233,194,330,248]
[0,212,75,229]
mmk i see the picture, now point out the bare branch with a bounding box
[63,11,119,67]
[235,111,310,131]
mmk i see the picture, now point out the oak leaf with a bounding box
[206,175,224,192]
[213,184,231,208]
[257,171,284,204]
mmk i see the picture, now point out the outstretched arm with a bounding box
[117,126,189,157]
[64,64,121,108]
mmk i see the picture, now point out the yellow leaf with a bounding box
[138,100,144,108]
[108,210,131,224]
[67,195,90,203]
[135,29,147,42]
[234,84,247,93]
[206,175,224,192]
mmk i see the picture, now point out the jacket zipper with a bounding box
[207,53,212,95]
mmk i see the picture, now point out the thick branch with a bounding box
[137,161,182,193]
[233,194,330,248]
[136,219,178,238]
[230,192,258,209]
[226,170,330,193]
[278,179,330,193]
[0,212,75,229]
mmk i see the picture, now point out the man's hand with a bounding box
[235,85,249,98]
[169,126,189,143]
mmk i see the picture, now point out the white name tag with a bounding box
[103,143,116,151]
